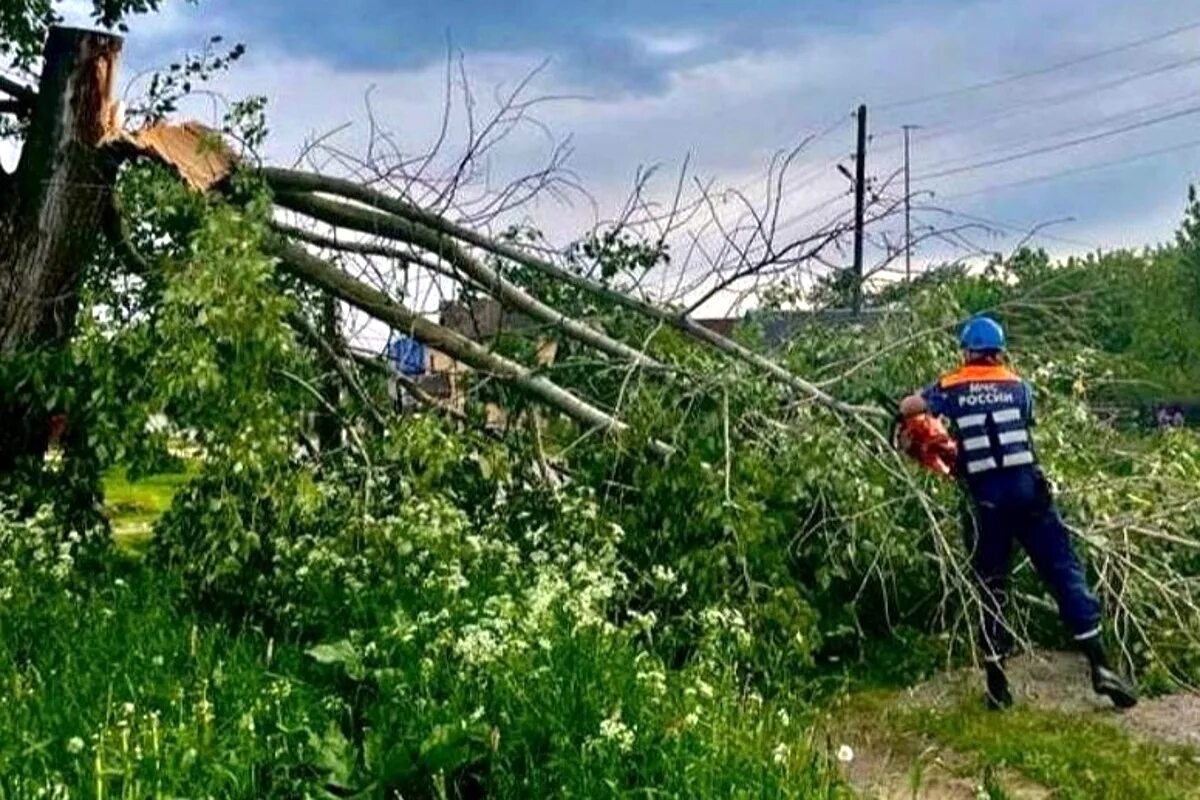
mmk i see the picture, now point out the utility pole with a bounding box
[902,124,916,283]
[852,103,867,314]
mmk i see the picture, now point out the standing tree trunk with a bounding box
[315,293,344,453]
[0,27,124,472]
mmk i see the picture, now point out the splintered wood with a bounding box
[117,121,235,191]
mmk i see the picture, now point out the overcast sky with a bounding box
[48,0,1200,320]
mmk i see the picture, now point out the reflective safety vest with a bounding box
[936,365,1036,477]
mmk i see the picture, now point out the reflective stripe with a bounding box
[983,653,1005,664]
[1074,626,1101,641]
[966,457,999,474]
[998,429,1029,445]
[939,365,1022,388]
[1002,451,1035,467]
[962,435,991,451]
[992,408,1022,424]
[957,413,987,428]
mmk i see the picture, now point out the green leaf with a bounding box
[418,722,493,774]
[306,640,366,681]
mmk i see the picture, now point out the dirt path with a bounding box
[837,730,1050,800]
[833,650,1200,798]
[907,650,1200,748]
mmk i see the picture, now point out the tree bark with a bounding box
[0,27,124,471]
[271,190,666,371]
[260,167,879,419]
[267,236,673,457]
[314,295,346,451]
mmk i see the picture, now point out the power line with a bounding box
[927,53,1200,141]
[934,136,1200,201]
[872,50,1200,159]
[918,83,1200,174]
[915,103,1200,183]
[877,16,1200,112]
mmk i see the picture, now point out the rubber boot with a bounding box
[984,661,1013,710]
[1079,635,1138,709]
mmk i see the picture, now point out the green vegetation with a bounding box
[4,163,1200,794]
[900,702,1200,799]
[834,690,1200,799]
[103,465,193,552]
[3,9,1200,791]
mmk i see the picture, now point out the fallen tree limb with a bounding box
[270,221,473,287]
[260,167,881,419]
[350,349,572,489]
[273,190,666,372]
[266,235,673,457]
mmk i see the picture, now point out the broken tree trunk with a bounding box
[0,26,124,471]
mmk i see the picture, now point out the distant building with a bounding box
[387,298,548,431]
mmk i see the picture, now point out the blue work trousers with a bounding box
[962,466,1102,661]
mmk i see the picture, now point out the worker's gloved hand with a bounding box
[897,414,958,478]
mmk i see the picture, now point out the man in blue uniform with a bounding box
[899,316,1137,710]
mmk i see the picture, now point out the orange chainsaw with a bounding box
[875,391,958,478]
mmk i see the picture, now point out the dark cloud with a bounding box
[177,0,903,95]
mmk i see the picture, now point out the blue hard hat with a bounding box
[959,315,1006,351]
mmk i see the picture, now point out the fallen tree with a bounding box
[1,21,893,486]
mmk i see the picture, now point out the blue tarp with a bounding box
[386,335,427,376]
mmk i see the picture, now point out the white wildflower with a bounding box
[772,742,790,765]
[837,744,854,763]
[635,667,667,697]
[66,736,85,754]
[627,609,658,634]
[650,565,676,585]
[454,626,504,666]
[777,708,791,727]
[597,710,636,753]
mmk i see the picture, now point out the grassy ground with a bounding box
[836,686,1200,799]
[7,466,850,798]
[102,466,193,553]
[91,469,1200,798]
[901,701,1200,799]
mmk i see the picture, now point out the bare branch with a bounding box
[266,234,673,455]
[0,74,36,107]
[260,167,880,419]
[273,190,667,370]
